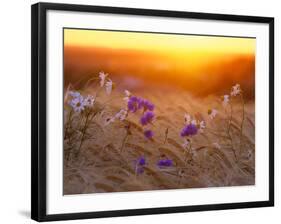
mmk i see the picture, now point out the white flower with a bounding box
[208,109,218,119]
[115,109,128,121]
[222,95,229,107]
[182,139,190,148]
[105,79,113,95]
[84,95,95,107]
[184,113,192,124]
[212,142,221,149]
[99,71,108,87]
[231,84,241,96]
[69,95,85,113]
[199,120,206,133]
[123,90,131,102]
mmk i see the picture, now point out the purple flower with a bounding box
[135,156,146,175]
[127,96,155,114]
[157,159,173,168]
[137,156,146,166]
[140,111,154,125]
[180,124,198,137]
[144,130,154,139]
[127,96,140,113]
[139,98,154,111]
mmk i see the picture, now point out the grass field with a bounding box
[63,75,255,195]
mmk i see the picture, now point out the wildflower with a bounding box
[69,95,85,113]
[180,124,198,137]
[231,84,241,96]
[139,98,154,111]
[99,71,108,87]
[135,156,146,175]
[137,156,146,166]
[182,139,190,148]
[144,130,154,139]
[184,113,192,124]
[105,79,113,95]
[84,95,95,107]
[222,95,230,107]
[123,90,131,102]
[115,109,128,121]
[199,120,206,133]
[127,96,140,113]
[208,109,218,119]
[68,91,81,98]
[157,159,173,168]
[212,142,221,149]
[140,111,155,126]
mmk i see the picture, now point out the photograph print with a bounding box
[63,28,255,195]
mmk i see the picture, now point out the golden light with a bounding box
[64,29,255,55]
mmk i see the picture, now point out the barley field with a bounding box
[63,79,255,195]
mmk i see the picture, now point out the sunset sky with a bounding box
[64,29,255,98]
[64,29,255,55]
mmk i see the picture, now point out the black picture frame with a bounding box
[31,2,274,222]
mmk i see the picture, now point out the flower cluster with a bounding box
[127,96,154,113]
[139,98,155,111]
[126,95,155,139]
[180,113,206,150]
[181,113,205,136]
[68,91,95,113]
[127,96,141,113]
[105,91,156,139]
[99,71,114,95]
[180,124,198,137]
[220,84,242,108]
[140,111,154,126]
[157,159,173,168]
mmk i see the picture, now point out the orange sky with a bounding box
[64,29,255,55]
[64,29,255,98]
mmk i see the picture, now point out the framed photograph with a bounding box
[31,2,274,222]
